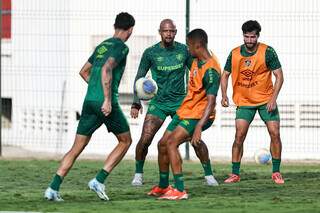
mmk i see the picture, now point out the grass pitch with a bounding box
[0,159,319,213]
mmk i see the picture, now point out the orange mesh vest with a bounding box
[177,55,221,120]
[231,43,273,106]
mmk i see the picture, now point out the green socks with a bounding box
[95,169,109,184]
[272,158,281,173]
[135,160,145,173]
[50,174,63,191]
[202,161,213,176]
[159,171,169,188]
[173,173,184,192]
[232,162,241,175]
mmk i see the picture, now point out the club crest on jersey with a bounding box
[193,69,197,76]
[176,54,184,61]
[244,59,251,67]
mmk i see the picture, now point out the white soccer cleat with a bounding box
[88,178,109,201]
[131,173,143,186]
[44,187,64,202]
[205,175,219,186]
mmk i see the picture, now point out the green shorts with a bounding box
[76,101,130,136]
[236,104,280,123]
[146,102,179,121]
[166,114,213,136]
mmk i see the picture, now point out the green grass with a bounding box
[0,159,319,213]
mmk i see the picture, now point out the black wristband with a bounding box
[131,103,142,110]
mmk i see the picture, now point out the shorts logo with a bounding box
[182,120,190,126]
[176,54,184,61]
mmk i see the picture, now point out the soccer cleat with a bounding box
[272,172,285,184]
[158,188,188,200]
[44,187,64,202]
[147,185,173,197]
[224,174,241,183]
[205,175,219,186]
[88,178,109,201]
[131,173,143,186]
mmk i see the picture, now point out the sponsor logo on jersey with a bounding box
[157,63,184,71]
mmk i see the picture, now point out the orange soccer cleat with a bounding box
[224,174,241,183]
[272,172,285,184]
[147,185,173,197]
[158,188,188,200]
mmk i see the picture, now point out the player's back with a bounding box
[85,37,129,105]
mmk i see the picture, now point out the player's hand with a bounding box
[267,98,277,112]
[191,125,202,147]
[130,105,143,119]
[101,100,112,116]
[221,96,229,107]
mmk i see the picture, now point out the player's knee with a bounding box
[233,138,244,148]
[235,132,246,143]
[121,137,132,147]
[166,137,176,150]
[157,139,167,152]
[138,135,153,147]
[269,130,280,140]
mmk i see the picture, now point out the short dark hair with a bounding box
[114,12,135,30]
[187,28,208,47]
[242,20,261,36]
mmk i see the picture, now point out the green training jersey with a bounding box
[85,37,129,105]
[133,41,193,110]
[224,44,281,72]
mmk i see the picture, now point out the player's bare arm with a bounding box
[79,61,92,83]
[220,70,230,107]
[101,57,117,116]
[191,95,216,146]
[267,68,284,112]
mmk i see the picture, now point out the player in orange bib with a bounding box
[221,20,285,184]
[152,29,221,200]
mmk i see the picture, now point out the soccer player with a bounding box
[44,12,135,201]
[221,20,285,184]
[154,29,221,200]
[131,19,218,186]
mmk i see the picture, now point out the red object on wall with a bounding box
[1,0,11,39]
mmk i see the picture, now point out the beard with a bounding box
[244,42,257,51]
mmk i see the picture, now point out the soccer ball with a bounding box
[254,148,272,164]
[135,77,158,100]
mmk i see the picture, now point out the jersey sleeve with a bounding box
[223,52,232,72]
[88,51,95,64]
[266,46,282,71]
[108,43,129,64]
[133,49,152,104]
[202,68,221,96]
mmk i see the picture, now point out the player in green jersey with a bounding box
[131,19,218,187]
[44,12,135,201]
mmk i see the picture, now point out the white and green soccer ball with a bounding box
[254,148,272,164]
[135,77,158,100]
